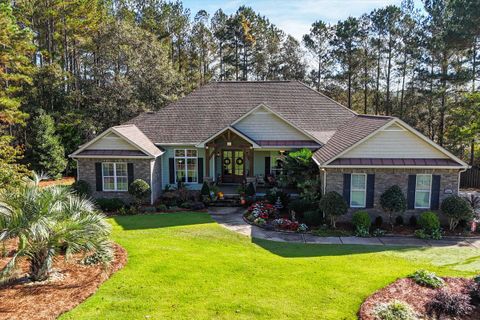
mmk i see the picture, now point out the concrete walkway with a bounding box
[208,207,480,248]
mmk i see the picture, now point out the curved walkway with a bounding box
[208,207,480,248]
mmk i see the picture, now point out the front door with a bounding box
[222,150,245,183]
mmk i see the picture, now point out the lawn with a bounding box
[61,212,480,320]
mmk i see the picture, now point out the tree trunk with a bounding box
[317,55,321,91]
[399,50,407,118]
[471,139,475,165]
[29,248,51,282]
[385,36,392,116]
[374,43,381,115]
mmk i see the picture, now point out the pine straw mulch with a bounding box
[38,177,75,188]
[359,277,480,319]
[0,240,127,320]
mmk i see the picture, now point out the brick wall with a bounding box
[323,168,460,221]
[77,158,158,203]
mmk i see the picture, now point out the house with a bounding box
[70,81,468,216]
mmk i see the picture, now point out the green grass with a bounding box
[61,212,480,320]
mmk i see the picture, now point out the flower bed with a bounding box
[244,201,308,233]
[359,272,480,320]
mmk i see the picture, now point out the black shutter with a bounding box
[343,173,351,206]
[198,158,204,183]
[431,175,441,210]
[407,175,416,209]
[264,156,271,175]
[95,162,102,191]
[366,174,375,208]
[127,163,134,189]
[169,158,175,184]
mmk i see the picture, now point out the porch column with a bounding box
[248,148,254,177]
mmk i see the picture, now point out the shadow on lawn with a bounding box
[252,237,419,258]
[113,212,213,230]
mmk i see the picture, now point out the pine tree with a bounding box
[29,110,67,178]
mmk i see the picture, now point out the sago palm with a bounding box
[0,174,113,282]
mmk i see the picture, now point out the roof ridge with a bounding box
[357,114,394,119]
[213,80,293,83]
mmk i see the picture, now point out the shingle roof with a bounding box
[112,124,163,157]
[126,81,356,144]
[313,115,393,165]
[76,150,147,157]
[329,158,461,167]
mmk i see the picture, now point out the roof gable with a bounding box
[232,104,316,142]
[342,122,447,159]
[70,125,162,158]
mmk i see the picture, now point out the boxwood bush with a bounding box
[319,191,347,228]
[289,198,317,214]
[352,211,371,229]
[303,209,323,226]
[418,211,440,233]
[95,198,125,212]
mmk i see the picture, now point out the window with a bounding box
[350,173,367,208]
[102,162,128,191]
[415,174,432,209]
[174,149,198,183]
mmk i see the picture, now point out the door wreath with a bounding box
[223,158,231,165]
[235,158,244,165]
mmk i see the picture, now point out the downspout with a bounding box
[321,168,327,195]
[458,167,469,194]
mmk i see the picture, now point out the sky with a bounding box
[182,0,424,41]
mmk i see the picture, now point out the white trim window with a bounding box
[415,174,432,209]
[350,173,367,208]
[174,149,198,183]
[102,162,128,191]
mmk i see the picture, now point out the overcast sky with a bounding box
[182,0,424,41]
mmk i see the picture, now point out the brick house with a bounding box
[70,81,468,218]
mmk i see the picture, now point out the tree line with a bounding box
[0,0,479,187]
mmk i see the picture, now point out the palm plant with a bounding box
[0,174,113,282]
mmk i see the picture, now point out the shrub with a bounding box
[160,191,180,207]
[427,289,473,318]
[352,211,371,230]
[246,182,256,197]
[374,216,383,227]
[200,181,210,197]
[469,281,480,302]
[72,180,91,197]
[414,228,442,240]
[319,191,348,228]
[441,195,474,231]
[289,198,317,214]
[372,228,386,237]
[129,179,150,204]
[395,215,404,226]
[303,209,323,226]
[354,226,370,237]
[418,211,440,233]
[373,300,417,320]
[409,215,417,227]
[408,270,444,288]
[265,187,290,207]
[156,204,168,211]
[380,185,407,228]
[190,202,205,210]
[96,198,125,212]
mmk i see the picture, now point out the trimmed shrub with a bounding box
[246,182,256,197]
[303,209,323,226]
[373,300,417,320]
[408,270,444,288]
[156,204,168,211]
[380,185,407,228]
[200,181,210,197]
[441,195,474,231]
[352,211,371,230]
[72,180,90,197]
[95,198,125,212]
[319,191,347,228]
[289,198,317,214]
[128,179,150,204]
[409,215,417,227]
[395,215,404,226]
[427,289,473,318]
[374,216,383,227]
[418,211,440,233]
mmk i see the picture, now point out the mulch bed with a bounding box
[0,241,127,320]
[38,177,75,188]
[359,277,480,319]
